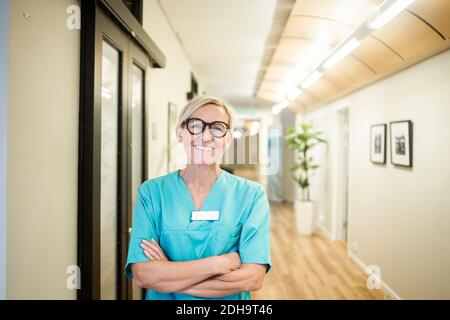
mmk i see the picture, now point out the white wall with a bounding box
[143,0,203,178]
[305,49,450,299]
[7,0,79,299]
[280,108,296,202]
[0,0,9,300]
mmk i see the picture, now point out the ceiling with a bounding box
[158,0,449,113]
[157,0,295,110]
[256,0,450,112]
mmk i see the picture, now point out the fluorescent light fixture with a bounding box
[278,99,289,109]
[248,128,259,136]
[301,71,322,89]
[272,105,281,115]
[249,121,261,131]
[368,0,416,30]
[286,88,303,101]
[232,129,243,139]
[323,38,361,69]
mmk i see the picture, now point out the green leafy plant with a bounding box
[284,122,327,202]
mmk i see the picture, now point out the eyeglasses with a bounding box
[183,118,230,138]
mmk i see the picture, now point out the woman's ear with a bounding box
[225,131,233,148]
[176,127,182,143]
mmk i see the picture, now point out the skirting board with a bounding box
[315,220,333,240]
[347,250,402,300]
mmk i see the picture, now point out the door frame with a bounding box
[0,0,9,301]
[77,0,163,300]
[331,104,350,241]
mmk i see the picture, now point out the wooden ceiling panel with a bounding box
[322,68,356,92]
[276,38,312,55]
[256,0,450,111]
[288,100,305,113]
[270,49,298,66]
[352,36,404,74]
[264,64,292,79]
[297,90,319,106]
[258,81,278,93]
[373,10,445,60]
[334,55,376,82]
[256,91,279,103]
[409,0,450,39]
[290,0,385,28]
[305,77,341,101]
[284,16,353,45]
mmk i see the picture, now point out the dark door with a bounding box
[78,4,149,300]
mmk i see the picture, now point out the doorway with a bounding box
[78,0,163,300]
[335,108,349,241]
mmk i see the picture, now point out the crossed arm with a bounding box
[131,239,266,297]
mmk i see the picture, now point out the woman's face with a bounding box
[177,104,232,165]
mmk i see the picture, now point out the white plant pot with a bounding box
[294,200,316,235]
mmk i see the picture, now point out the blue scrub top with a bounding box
[125,169,271,300]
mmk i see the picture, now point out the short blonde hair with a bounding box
[177,95,235,130]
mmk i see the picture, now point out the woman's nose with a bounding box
[201,126,214,141]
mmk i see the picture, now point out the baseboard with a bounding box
[347,250,402,300]
[315,220,333,240]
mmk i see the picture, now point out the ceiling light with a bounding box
[368,0,416,30]
[323,38,361,69]
[248,128,259,136]
[278,99,289,109]
[232,129,243,139]
[301,71,322,89]
[286,88,303,101]
[272,105,281,115]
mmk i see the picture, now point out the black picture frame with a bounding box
[370,124,387,164]
[389,120,413,167]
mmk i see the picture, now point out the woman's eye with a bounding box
[211,124,226,133]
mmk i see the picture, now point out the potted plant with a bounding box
[285,122,327,235]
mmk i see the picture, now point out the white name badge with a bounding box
[191,211,220,221]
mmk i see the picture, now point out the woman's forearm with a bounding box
[179,264,266,298]
[132,256,221,292]
[132,253,240,293]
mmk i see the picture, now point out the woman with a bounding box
[125,95,271,300]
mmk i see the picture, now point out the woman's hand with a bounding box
[217,252,241,274]
[140,239,169,261]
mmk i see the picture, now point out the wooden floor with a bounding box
[251,202,386,300]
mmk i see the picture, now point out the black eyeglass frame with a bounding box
[182,118,231,138]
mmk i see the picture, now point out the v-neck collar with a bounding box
[174,168,225,212]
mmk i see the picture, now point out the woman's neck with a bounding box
[180,164,222,189]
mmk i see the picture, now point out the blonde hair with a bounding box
[177,95,235,130]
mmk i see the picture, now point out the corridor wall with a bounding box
[7,0,80,299]
[305,49,450,299]
[142,0,204,179]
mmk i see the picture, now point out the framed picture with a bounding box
[390,120,413,167]
[370,124,386,164]
[167,102,179,172]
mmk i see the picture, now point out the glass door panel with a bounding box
[100,40,120,300]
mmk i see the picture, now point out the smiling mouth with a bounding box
[193,145,215,151]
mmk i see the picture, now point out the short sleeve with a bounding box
[124,184,159,279]
[238,186,272,273]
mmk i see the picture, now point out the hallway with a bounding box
[1,0,450,301]
[253,202,384,300]
[234,166,385,300]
